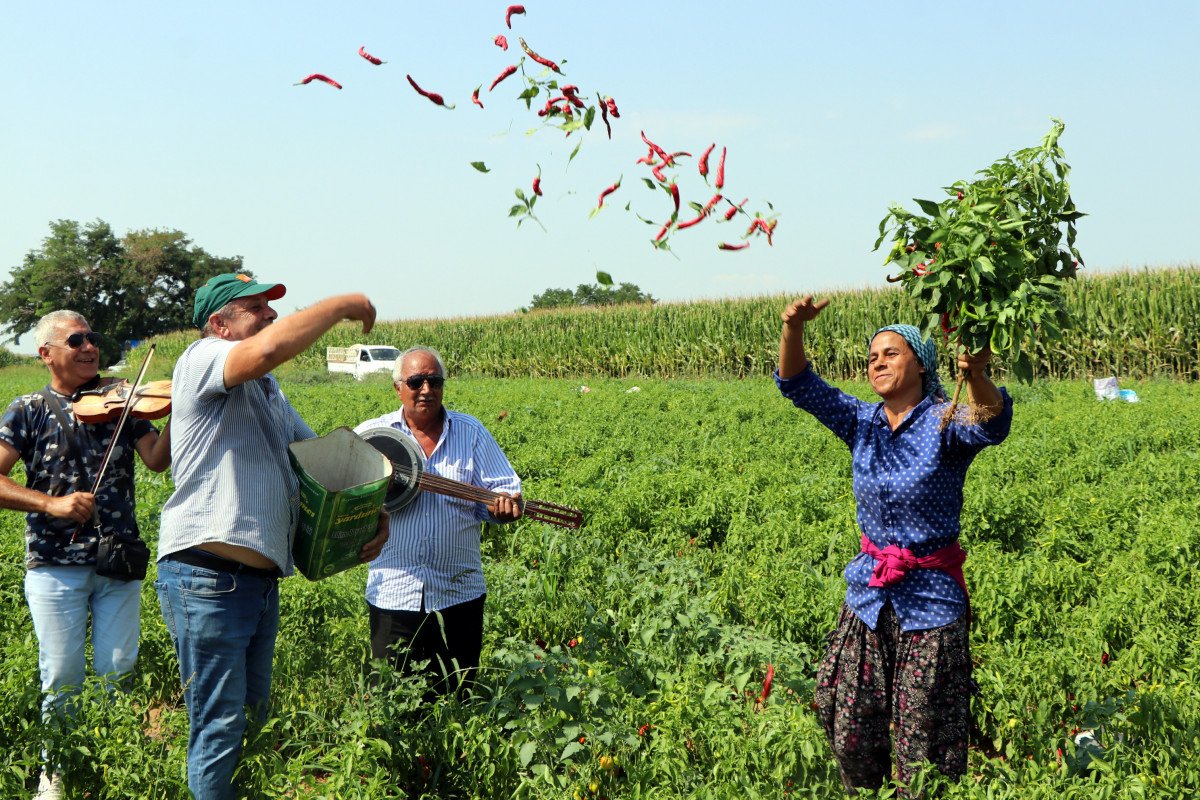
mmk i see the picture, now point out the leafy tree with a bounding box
[528,282,654,310]
[0,219,245,365]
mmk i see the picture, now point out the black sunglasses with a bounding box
[403,373,445,390]
[47,331,102,349]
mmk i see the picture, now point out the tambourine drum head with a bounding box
[358,427,424,513]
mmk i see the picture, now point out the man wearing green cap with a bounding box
[154,273,388,800]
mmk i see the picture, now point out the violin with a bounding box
[71,378,172,423]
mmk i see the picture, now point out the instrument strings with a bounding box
[386,462,582,527]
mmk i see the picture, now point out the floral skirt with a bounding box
[814,601,972,793]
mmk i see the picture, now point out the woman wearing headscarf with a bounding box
[775,296,1011,793]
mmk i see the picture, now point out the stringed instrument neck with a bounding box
[414,474,583,529]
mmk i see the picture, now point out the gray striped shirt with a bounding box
[158,337,315,574]
[354,408,520,611]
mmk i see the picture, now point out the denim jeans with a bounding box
[155,558,280,800]
[24,565,141,718]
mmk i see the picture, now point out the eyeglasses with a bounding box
[403,373,445,390]
[45,331,102,349]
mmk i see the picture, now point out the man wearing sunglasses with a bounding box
[154,273,389,800]
[354,346,522,698]
[0,310,172,799]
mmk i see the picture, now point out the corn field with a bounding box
[143,266,1200,381]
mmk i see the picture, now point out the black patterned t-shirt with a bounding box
[0,386,155,568]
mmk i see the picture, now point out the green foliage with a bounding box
[2,369,1200,797]
[0,219,244,365]
[528,281,655,311]
[875,119,1086,382]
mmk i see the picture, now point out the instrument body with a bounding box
[358,427,583,529]
[72,379,172,423]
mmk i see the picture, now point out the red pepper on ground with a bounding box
[698,143,716,179]
[532,176,542,196]
[493,34,509,50]
[406,74,454,108]
[596,178,621,209]
[471,86,483,108]
[723,198,748,221]
[489,65,518,91]
[295,73,342,90]
[718,241,750,251]
[519,37,561,73]
[715,146,727,190]
[357,46,386,65]
[505,5,526,28]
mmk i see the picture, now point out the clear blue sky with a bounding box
[2,1,1197,352]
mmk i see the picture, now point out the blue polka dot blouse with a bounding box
[776,365,1013,632]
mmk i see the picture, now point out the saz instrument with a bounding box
[359,427,583,530]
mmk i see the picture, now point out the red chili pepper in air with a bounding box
[715,146,727,190]
[494,34,509,50]
[723,198,748,221]
[718,242,750,251]
[295,73,342,90]
[519,37,561,73]
[668,183,680,216]
[605,97,620,118]
[635,149,658,166]
[406,74,454,108]
[698,143,715,179]
[596,178,621,209]
[599,96,612,139]
[651,164,667,184]
[505,5,526,28]
[489,65,518,91]
[703,194,724,214]
[561,85,579,97]
[357,46,385,65]
[532,176,542,196]
[655,221,672,242]
[471,86,483,109]
[676,213,706,230]
[640,131,672,166]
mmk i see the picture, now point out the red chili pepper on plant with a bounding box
[505,5,525,28]
[489,65,518,91]
[295,73,342,90]
[519,37,561,73]
[758,663,775,704]
[715,146,727,190]
[406,74,454,108]
[357,46,385,65]
[494,34,509,50]
[698,143,716,179]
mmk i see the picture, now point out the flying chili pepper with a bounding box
[489,64,518,91]
[651,164,667,184]
[668,183,680,216]
[532,176,542,196]
[605,97,620,118]
[703,193,723,214]
[357,46,385,65]
[505,5,526,28]
[599,95,612,139]
[715,146,727,190]
[640,131,672,166]
[294,73,342,90]
[406,74,454,108]
[676,213,706,230]
[723,198,748,221]
[471,86,483,109]
[698,143,715,179]
[635,149,658,166]
[595,178,621,210]
[561,85,579,97]
[494,34,509,50]
[654,221,672,242]
[718,242,750,251]
[519,37,561,73]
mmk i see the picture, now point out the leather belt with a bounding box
[164,548,281,580]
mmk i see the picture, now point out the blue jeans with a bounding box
[155,558,280,800]
[24,565,141,718]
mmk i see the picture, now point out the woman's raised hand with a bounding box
[781,296,830,327]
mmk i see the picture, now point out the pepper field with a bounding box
[2,331,1200,797]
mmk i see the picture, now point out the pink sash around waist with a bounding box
[859,534,969,602]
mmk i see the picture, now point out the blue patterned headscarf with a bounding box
[871,324,944,400]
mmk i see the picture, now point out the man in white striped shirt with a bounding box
[155,273,388,800]
[355,346,521,698]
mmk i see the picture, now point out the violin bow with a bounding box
[71,344,157,541]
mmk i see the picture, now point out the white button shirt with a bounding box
[355,408,520,612]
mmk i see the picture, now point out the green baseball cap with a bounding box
[193,273,286,327]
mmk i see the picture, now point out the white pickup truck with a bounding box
[326,345,401,380]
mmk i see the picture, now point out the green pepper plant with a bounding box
[873,119,1085,410]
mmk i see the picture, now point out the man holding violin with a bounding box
[0,310,172,799]
[155,273,388,800]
